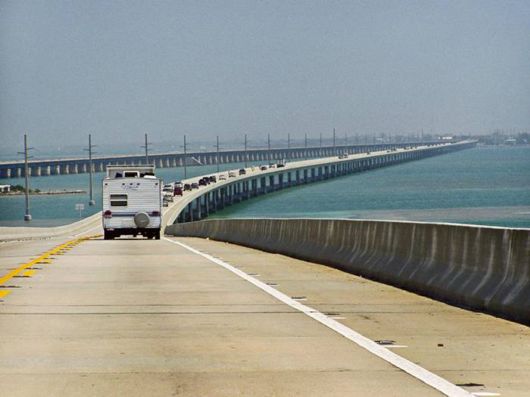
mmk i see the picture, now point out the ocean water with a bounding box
[1,146,529,228]
[211,146,530,228]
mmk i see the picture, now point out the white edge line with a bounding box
[163,237,473,397]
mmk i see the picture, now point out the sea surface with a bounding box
[0,146,529,228]
[211,146,530,228]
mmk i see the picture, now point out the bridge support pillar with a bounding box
[195,198,201,220]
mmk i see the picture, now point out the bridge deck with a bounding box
[1,233,528,396]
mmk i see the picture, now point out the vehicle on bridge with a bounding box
[102,165,162,240]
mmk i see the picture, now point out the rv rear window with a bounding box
[110,194,127,207]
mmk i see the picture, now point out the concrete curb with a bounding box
[0,212,101,242]
[166,218,530,325]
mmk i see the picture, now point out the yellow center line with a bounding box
[0,235,99,287]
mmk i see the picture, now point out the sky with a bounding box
[1,0,529,155]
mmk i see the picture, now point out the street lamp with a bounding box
[17,134,33,221]
[140,133,152,165]
[84,134,97,206]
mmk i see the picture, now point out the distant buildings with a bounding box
[474,132,529,146]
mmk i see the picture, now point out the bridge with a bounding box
[1,140,529,397]
[1,140,438,179]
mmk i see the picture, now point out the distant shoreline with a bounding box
[0,189,86,197]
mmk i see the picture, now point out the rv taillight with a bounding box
[151,211,160,217]
[104,210,112,218]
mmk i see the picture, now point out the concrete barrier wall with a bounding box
[166,218,530,325]
[0,212,101,242]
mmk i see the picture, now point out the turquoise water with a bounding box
[1,146,529,228]
[211,146,530,228]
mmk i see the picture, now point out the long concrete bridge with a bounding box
[1,141,437,179]
[1,140,529,397]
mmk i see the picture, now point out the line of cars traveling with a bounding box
[161,160,287,206]
[102,161,287,240]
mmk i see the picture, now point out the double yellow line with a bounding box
[0,234,100,300]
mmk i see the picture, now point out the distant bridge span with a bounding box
[1,141,440,179]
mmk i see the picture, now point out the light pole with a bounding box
[244,134,248,167]
[18,134,32,221]
[319,132,322,148]
[333,128,336,148]
[84,134,97,206]
[182,135,188,178]
[216,135,220,173]
[141,133,151,165]
[304,133,308,148]
[287,133,291,149]
[267,133,271,163]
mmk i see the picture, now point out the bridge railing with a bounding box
[166,217,530,326]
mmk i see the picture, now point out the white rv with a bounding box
[102,165,162,240]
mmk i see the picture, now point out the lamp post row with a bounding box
[18,128,372,221]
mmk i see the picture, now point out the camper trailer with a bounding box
[102,165,162,240]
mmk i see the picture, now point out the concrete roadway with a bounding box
[1,233,529,396]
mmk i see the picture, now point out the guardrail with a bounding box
[166,218,530,325]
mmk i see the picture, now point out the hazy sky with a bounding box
[1,0,529,152]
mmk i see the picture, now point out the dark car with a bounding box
[260,165,268,171]
[239,169,246,175]
[199,178,207,186]
[174,186,183,196]
[191,182,199,189]
[183,183,191,191]
[209,176,217,183]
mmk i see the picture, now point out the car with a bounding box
[219,174,227,181]
[174,186,183,196]
[191,182,199,189]
[209,176,217,183]
[183,183,191,191]
[163,183,175,196]
[199,178,207,186]
[338,154,348,159]
[228,171,236,178]
[260,165,268,171]
[239,169,246,175]
[163,192,174,202]
[276,163,285,168]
